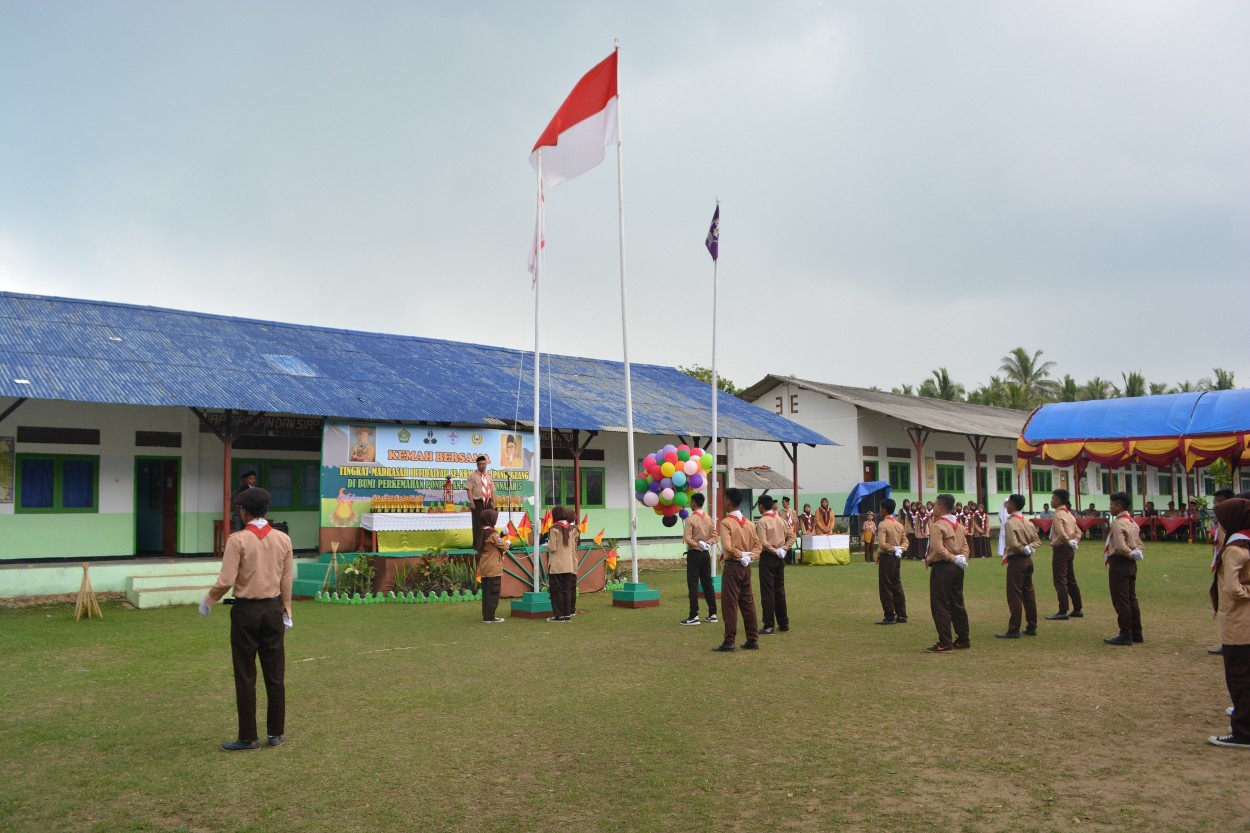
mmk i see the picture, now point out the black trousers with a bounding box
[1107,557,1142,637]
[685,550,717,617]
[905,533,918,559]
[480,576,501,621]
[230,598,286,742]
[1051,544,1082,613]
[878,552,906,619]
[864,540,877,562]
[471,499,493,551]
[1224,643,1250,741]
[549,572,576,618]
[758,553,788,629]
[929,561,969,647]
[914,536,929,563]
[1005,554,1037,631]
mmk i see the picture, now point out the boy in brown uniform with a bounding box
[925,493,971,653]
[680,492,719,626]
[477,507,509,623]
[1103,491,1145,646]
[545,505,580,622]
[997,494,1040,639]
[467,456,495,551]
[874,498,908,624]
[756,495,797,634]
[200,487,294,751]
[713,488,762,652]
[1045,488,1084,620]
[1209,498,1250,748]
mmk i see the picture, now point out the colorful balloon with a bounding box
[674,491,690,507]
[660,461,676,477]
[672,471,687,488]
[648,480,662,493]
[700,453,713,471]
[660,488,675,502]
[683,459,699,476]
[662,514,678,527]
[689,473,704,489]
[678,509,690,519]
[634,476,648,492]
[642,491,659,507]
[677,449,690,462]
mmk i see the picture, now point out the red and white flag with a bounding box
[530,51,619,187]
[527,180,544,286]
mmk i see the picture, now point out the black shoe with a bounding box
[1207,734,1250,749]
[875,618,897,625]
[896,616,908,623]
[1104,635,1132,646]
[741,641,760,650]
[1068,610,1084,618]
[1023,628,1038,637]
[1209,647,1225,655]
[267,735,286,747]
[760,626,775,635]
[220,739,260,751]
[679,616,701,626]
[712,643,736,652]
[1045,612,1069,620]
[953,640,971,650]
[778,626,790,632]
[925,643,954,653]
[995,631,1021,639]
[706,613,718,623]
[1131,633,1143,643]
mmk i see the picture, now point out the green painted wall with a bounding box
[188,511,320,553]
[0,514,134,560]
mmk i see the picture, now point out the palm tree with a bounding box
[1121,371,1147,398]
[1172,380,1197,393]
[999,347,1059,397]
[1058,374,1080,402]
[1081,377,1116,400]
[891,384,915,396]
[919,368,965,401]
[1148,381,1168,396]
[967,376,1006,407]
[1212,368,1236,390]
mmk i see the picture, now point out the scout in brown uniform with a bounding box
[902,500,917,557]
[1207,489,1236,655]
[545,505,580,622]
[466,456,495,551]
[200,487,294,751]
[814,498,836,535]
[997,494,1040,639]
[1103,491,1145,646]
[1045,489,1084,620]
[713,488,762,652]
[874,498,908,624]
[680,492,719,626]
[780,496,798,563]
[756,495,797,634]
[1209,498,1250,748]
[925,493,971,653]
[477,507,509,623]
[862,511,877,563]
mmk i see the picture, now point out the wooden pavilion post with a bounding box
[905,427,929,504]
[778,442,799,514]
[965,434,987,507]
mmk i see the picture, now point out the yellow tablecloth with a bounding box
[802,534,851,566]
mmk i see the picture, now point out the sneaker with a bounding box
[1209,647,1225,655]
[706,613,718,623]
[925,643,954,653]
[760,627,776,635]
[1208,734,1250,749]
[266,735,286,747]
[1068,610,1084,618]
[953,640,971,650]
[1023,628,1038,637]
[778,626,790,632]
[995,631,1021,639]
[896,616,908,623]
[741,641,760,650]
[680,616,701,626]
[1131,633,1144,644]
[713,643,736,652]
[1045,612,1069,620]
[875,618,898,625]
[482,617,505,623]
[220,739,260,752]
[1227,706,1236,717]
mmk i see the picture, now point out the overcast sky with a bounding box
[2,1,1247,395]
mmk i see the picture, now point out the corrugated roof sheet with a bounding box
[740,375,1026,440]
[0,292,832,446]
[733,466,795,491]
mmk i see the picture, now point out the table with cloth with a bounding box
[801,534,851,565]
[359,512,473,552]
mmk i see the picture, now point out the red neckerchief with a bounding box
[762,510,777,517]
[555,521,570,529]
[801,512,813,530]
[884,514,896,522]
[1010,512,1025,521]
[692,511,705,518]
[819,507,831,524]
[938,516,957,528]
[245,525,271,540]
[729,512,747,527]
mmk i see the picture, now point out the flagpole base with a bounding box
[612,582,660,609]
[510,591,553,619]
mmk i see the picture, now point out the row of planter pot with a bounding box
[314,579,631,605]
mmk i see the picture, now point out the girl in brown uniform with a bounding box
[545,505,580,622]
[477,508,509,623]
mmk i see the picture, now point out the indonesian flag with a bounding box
[530,51,619,187]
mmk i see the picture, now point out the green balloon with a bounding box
[634,476,648,492]
[674,491,690,507]
[700,453,714,471]
[677,449,690,462]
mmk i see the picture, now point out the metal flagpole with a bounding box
[612,41,641,583]
[532,152,544,592]
[709,199,719,578]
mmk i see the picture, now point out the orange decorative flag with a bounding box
[593,528,605,546]
[475,565,482,584]
[518,514,532,531]
[507,520,521,539]
[541,509,553,535]
[578,514,589,534]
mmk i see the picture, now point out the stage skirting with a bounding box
[802,534,851,566]
[361,512,473,552]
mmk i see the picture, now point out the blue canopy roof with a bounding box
[844,481,891,516]
[1022,390,1250,443]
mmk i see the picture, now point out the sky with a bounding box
[1,0,1247,396]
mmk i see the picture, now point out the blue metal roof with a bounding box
[1021,389,1250,442]
[0,292,832,446]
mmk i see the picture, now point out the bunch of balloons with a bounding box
[634,443,715,528]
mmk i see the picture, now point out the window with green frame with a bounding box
[16,454,99,513]
[995,468,1013,493]
[864,460,879,481]
[233,459,320,510]
[887,462,910,491]
[541,466,606,509]
[1157,472,1172,496]
[1031,469,1053,494]
[936,464,965,492]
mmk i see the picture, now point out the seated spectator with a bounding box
[1039,503,1052,520]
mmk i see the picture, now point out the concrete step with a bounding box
[129,572,220,592]
[126,583,228,609]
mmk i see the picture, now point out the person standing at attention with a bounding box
[1208,498,1250,749]
[874,499,908,625]
[925,493,970,653]
[1045,489,1084,621]
[799,503,814,536]
[862,511,878,563]
[200,487,293,751]
[814,497,835,535]
[713,488,762,653]
[545,506,579,622]
[680,492,718,626]
[477,507,509,623]
[780,496,798,563]
[1103,491,1145,646]
[902,499,917,558]
[230,470,258,532]
[466,455,495,551]
[913,501,931,563]
[997,494,1040,640]
[756,495,796,635]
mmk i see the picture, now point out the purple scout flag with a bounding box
[705,203,719,261]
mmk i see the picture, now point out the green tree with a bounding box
[678,364,742,395]
[1081,377,1116,400]
[1148,381,1168,396]
[1058,374,1080,402]
[918,368,965,401]
[1212,368,1236,390]
[1172,380,1197,393]
[1121,371,1147,398]
[891,384,915,396]
[999,347,1058,398]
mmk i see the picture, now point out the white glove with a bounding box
[953,555,968,570]
[503,538,512,549]
[699,541,711,552]
[1130,549,1144,561]
[198,598,211,617]
[776,547,787,558]
[1023,545,1035,556]
[740,554,751,567]
[1068,539,1079,549]
[893,547,903,558]
[282,612,293,631]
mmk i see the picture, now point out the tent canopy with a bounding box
[844,481,891,516]
[1018,390,1250,470]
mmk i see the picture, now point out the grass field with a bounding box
[1,543,1246,833]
